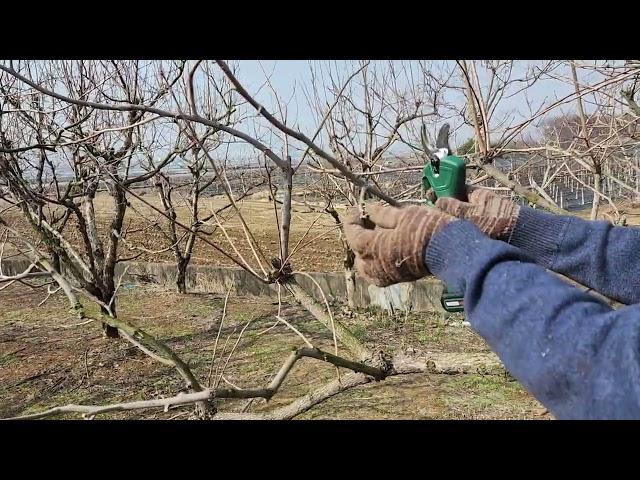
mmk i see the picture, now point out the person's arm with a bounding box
[507,207,640,305]
[435,189,640,305]
[426,220,640,419]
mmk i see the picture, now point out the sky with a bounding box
[5,60,614,173]
[227,60,582,155]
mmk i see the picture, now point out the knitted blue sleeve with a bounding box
[507,207,640,305]
[425,220,640,419]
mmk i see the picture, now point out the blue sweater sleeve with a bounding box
[508,206,640,305]
[426,220,640,419]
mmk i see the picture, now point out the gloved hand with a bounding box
[343,203,455,287]
[435,187,520,240]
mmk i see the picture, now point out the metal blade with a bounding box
[435,123,451,151]
[420,122,433,153]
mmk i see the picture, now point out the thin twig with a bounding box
[207,285,232,388]
[108,265,130,309]
[209,209,262,279]
[274,315,314,348]
[215,316,256,389]
[293,271,339,358]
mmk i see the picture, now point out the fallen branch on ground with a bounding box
[4,350,503,420]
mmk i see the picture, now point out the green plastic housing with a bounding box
[422,154,467,202]
[422,154,467,313]
[440,288,464,313]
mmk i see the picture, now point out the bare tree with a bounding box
[444,60,640,220]
[4,59,636,420]
[297,60,441,305]
[0,60,195,336]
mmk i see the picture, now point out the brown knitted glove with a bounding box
[435,187,520,240]
[343,203,455,287]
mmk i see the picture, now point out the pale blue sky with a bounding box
[231,60,581,151]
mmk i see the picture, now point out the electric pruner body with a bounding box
[421,123,466,313]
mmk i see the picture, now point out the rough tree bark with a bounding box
[325,204,356,307]
[591,170,602,221]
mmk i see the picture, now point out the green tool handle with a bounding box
[422,153,467,312]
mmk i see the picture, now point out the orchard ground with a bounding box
[2,190,635,419]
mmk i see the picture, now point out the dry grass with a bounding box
[0,281,549,420]
[5,191,640,276]
[1,190,346,273]
[3,190,631,420]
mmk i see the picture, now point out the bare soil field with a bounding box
[0,281,550,420]
[3,191,636,419]
[4,190,638,276]
[1,190,346,273]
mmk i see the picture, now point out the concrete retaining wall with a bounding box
[2,259,446,313]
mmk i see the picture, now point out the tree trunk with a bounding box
[101,303,119,339]
[279,159,293,262]
[103,323,119,338]
[325,204,357,308]
[460,60,487,157]
[176,258,188,294]
[344,245,356,308]
[590,171,602,220]
[51,251,61,274]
